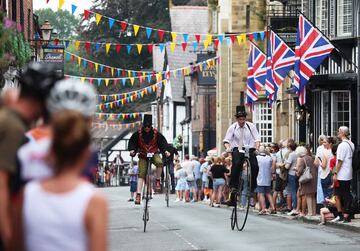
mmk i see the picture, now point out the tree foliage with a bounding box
[35,8,80,38]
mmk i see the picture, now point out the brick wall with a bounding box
[8,0,33,40]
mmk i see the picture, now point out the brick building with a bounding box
[1,0,34,40]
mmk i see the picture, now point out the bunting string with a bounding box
[92,121,142,130]
[95,112,146,120]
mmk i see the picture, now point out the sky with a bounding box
[33,0,93,12]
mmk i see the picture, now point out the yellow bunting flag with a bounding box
[156,73,162,82]
[172,70,177,78]
[237,34,246,45]
[141,91,144,98]
[152,85,156,92]
[110,103,113,109]
[200,64,203,72]
[75,41,80,51]
[95,14,102,25]
[137,44,143,54]
[203,40,209,49]
[102,96,106,102]
[95,63,98,73]
[80,77,85,83]
[111,68,114,76]
[207,34,212,44]
[105,79,109,87]
[121,114,125,119]
[170,43,176,53]
[142,72,146,78]
[77,57,81,66]
[171,32,177,42]
[128,71,131,78]
[207,60,211,68]
[105,43,111,54]
[133,25,140,36]
[130,96,134,102]
[130,77,135,86]
[59,0,64,9]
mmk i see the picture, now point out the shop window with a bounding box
[337,0,352,37]
[253,102,273,143]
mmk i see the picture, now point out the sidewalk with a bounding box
[198,200,360,233]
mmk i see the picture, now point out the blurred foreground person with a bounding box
[22,111,108,251]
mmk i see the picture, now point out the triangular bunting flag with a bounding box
[218,35,224,43]
[77,57,81,65]
[159,43,165,52]
[170,43,176,53]
[126,44,132,54]
[105,43,111,54]
[203,40,209,49]
[59,0,64,9]
[146,27,152,38]
[148,44,153,54]
[137,44,143,54]
[108,18,115,30]
[111,68,114,76]
[253,32,258,41]
[195,34,201,43]
[130,77,135,86]
[97,79,101,87]
[95,63,98,72]
[214,39,219,49]
[95,43,101,52]
[183,33,189,43]
[71,4,77,15]
[207,34,212,44]
[84,9,90,20]
[133,25,140,36]
[192,41,198,51]
[171,32,177,42]
[158,30,165,42]
[64,40,70,48]
[121,21,127,32]
[85,41,90,52]
[116,44,121,53]
[259,31,265,40]
[181,42,187,51]
[122,78,126,86]
[95,14,102,25]
[230,34,236,44]
[105,79,109,87]
[75,41,80,51]
[100,65,104,73]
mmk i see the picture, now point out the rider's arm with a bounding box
[223,124,235,150]
[128,131,139,152]
[157,133,169,153]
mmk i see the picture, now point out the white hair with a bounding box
[295,146,308,157]
[339,126,350,138]
[318,134,327,144]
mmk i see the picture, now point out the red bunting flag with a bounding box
[248,33,254,41]
[121,69,125,76]
[137,72,141,78]
[148,44,153,54]
[85,41,90,52]
[121,21,127,32]
[195,34,201,43]
[71,55,75,63]
[230,34,236,44]
[116,44,121,53]
[158,30,165,42]
[114,79,118,85]
[89,79,93,84]
[181,42,187,51]
[214,39,219,49]
[89,62,93,70]
[84,9,90,20]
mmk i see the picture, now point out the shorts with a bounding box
[213,178,225,189]
[334,180,351,197]
[138,154,163,179]
[196,179,202,189]
[130,181,137,193]
[187,180,196,189]
[256,185,271,194]
[275,174,287,192]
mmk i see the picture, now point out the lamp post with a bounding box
[40,20,53,44]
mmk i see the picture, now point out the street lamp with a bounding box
[40,20,53,42]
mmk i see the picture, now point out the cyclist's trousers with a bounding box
[230,150,259,192]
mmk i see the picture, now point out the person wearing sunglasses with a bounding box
[128,114,170,205]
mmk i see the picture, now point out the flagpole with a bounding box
[296,9,358,70]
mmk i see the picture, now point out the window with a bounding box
[321,91,351,136]
[253,102,273,143]
[315,0,328,35]
[337,0,352,37]
[331,91,351,135]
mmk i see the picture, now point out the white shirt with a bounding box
[223,121,261,149]
[336,139,354,181]
[181,160,194,180]
[256,154,273,186]
[315,145,325,166]
[23,181,96,251]
[320,148,333,179]
[18,138,54,181]
[275,148,289,174]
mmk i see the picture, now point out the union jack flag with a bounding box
[265,30,295,105]
[247,42,266,110]
[294,14,334,105]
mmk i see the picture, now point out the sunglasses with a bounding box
[144,125,151,128]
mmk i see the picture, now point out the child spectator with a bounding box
[175,162,188,202]
[128,161,138,202]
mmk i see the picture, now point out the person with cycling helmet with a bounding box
[0,62,58,249]
[223,105,260,206]
[128,114,170,205]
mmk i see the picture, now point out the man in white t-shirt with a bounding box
[333,126,354,223]
[181,154,195,202]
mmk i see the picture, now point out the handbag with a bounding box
[299,157,313,184]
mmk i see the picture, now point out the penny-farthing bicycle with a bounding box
[142,152,154,232]
[230,146,252,231]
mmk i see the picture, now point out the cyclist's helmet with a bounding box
[19,62,59,101]
[46,79,98,118]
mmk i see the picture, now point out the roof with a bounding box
[152,6,209,102]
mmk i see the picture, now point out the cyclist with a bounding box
[0,62,58,249]
[223,105,260,206]
[128,114,170,205]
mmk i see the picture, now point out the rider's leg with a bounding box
[153,154,163,192]
[137,178,144,194]
[249,151,259,193]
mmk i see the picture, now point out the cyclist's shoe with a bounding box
[135,193,141,205]
[225,190,236,207]
[155,179,161,193]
